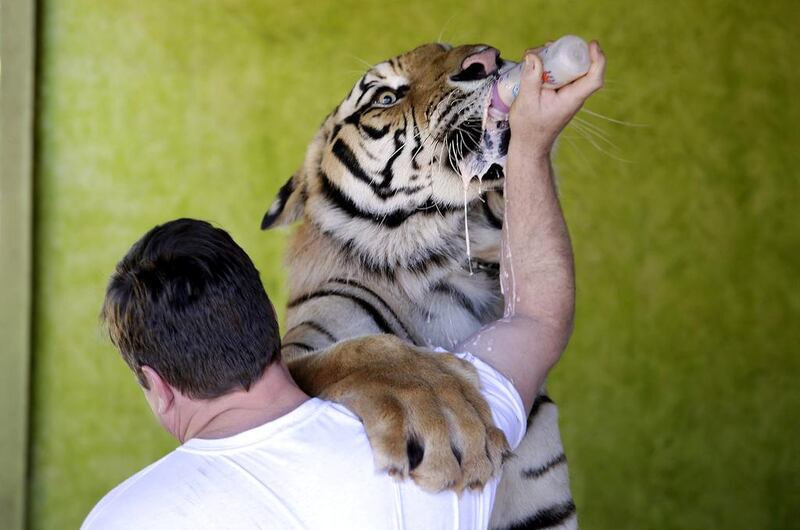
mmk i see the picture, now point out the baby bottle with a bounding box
[489,35,591,121]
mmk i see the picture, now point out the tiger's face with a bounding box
[324,43,510,204]
[328,42,510,194]
[263,43,512,255]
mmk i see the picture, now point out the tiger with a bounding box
[261,43,577,530]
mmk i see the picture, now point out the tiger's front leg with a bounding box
[288,334,511,493]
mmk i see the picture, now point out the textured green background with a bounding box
[29,0,799,528]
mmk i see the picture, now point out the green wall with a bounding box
[1,1,36,529]
[30,0,799,528]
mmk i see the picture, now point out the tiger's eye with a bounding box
[374,90,397,106]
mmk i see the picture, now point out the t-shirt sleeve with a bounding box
[80,460,165,530]
[435,348,527,450]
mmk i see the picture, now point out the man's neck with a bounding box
[175,362,310,443]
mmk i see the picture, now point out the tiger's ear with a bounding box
[261,172,306,230]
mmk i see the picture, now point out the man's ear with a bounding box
[261,171,307,230]
[141,365,175,414]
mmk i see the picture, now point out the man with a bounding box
[82,43,605,529]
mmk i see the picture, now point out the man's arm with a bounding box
[457,41,606,413]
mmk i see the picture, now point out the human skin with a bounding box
[138,362,308,442]
[457,41,607,413]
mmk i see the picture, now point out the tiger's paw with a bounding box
[288,334,511,493]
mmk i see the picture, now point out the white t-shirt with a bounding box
[81,352,526,530]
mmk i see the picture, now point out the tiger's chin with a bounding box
[454,125,510,192]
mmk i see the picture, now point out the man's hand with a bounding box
[509,40,606,156]
[288,335,511,493]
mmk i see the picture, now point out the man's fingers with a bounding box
[557,40,606,101]
[520,51,544,94]
[587,40,607,89]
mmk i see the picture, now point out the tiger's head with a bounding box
[262,43,513,269]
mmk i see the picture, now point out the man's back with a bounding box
[82,352,525,530]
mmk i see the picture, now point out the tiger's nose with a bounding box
[460,47,500,77]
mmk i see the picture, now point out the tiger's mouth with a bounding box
[445,79,511,186]
[444,114,484,174]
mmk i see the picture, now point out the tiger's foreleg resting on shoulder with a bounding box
[287,334,511,493]
[262,41,604,529]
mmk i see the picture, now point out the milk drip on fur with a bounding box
[488,35,590,124]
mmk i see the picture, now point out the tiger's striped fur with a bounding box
[262,43,577,530]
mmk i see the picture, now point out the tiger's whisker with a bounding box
[580,108,648,128]
[349,54,376,71]
[570,119,622,152]
[570,124,634,163]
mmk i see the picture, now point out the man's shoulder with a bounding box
[81,400,377,530]
[81,451,194,529]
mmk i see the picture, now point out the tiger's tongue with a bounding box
[490,82,512,114]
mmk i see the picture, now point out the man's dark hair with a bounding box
[101,218,281,399]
